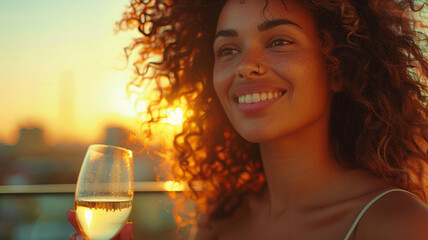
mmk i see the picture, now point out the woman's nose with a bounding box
[235,53,265,78]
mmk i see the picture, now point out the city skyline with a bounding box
[0,0,140,145]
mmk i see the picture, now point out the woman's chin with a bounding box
[239,132,275,144]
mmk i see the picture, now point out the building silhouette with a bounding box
[14,127,48,155]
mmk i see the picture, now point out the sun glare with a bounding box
[163,181,185,191]
[84,209,93,228]
[162,107,184,126]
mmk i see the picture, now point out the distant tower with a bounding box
[58,71,75,140]
[103,127,129,147]
[14,127,47,155]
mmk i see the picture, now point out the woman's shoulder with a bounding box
[354,189,428,240]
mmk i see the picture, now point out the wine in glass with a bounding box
[75,144,134,240]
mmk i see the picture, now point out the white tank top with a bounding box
[343,188,417,240]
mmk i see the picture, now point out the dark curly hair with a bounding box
[117,0,428,225]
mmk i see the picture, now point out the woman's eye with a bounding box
[217,47,239,57]
[269,39,292,47]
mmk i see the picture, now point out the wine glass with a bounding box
[75,144,134,240]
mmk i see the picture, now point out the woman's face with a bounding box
[213,0,333,143]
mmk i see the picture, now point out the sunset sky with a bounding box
[0,1,426,146]
[0,0,140,145]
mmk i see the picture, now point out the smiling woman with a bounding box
[117,0,428,239]
[213,0,332,143]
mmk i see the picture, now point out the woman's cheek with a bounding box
[213,63,234,99]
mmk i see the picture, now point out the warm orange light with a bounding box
[162,107,184,126]
[163,181,185,191]
[84,209,93,228]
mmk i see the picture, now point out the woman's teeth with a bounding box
[237,91,283,104]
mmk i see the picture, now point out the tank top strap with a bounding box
[343,188,417,240]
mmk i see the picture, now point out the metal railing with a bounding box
[0,182,193,240]
[0,181,174,195]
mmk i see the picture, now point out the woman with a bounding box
[69,0,428,239]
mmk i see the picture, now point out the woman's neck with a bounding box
[259,115,349,218]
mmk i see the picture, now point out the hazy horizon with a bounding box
[0,0,140,145]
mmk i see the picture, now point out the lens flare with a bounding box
[162,108,184,126]
[84,208,93,229]
[163,181,185,191]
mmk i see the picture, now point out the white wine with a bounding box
[75,197,132,240]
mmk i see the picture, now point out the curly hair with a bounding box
[117,0,428,224]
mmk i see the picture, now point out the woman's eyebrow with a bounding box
[258,18,302,31]
[215,29,238,40]
[215,18,302,40]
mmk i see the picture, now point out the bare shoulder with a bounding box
[356,190,428,240]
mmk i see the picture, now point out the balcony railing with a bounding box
[0,182,194,240]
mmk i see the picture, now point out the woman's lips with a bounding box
[237,91,284,104]
[233,86,287,114]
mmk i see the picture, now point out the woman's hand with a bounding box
[67,209,133,240]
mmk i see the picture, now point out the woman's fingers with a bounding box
[67,209,83,239]
[68,231,83,240]
[114,222,134,240]
[67,210,79,231]
[67,209,80,231]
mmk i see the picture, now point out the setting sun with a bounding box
[0,0,140,145]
